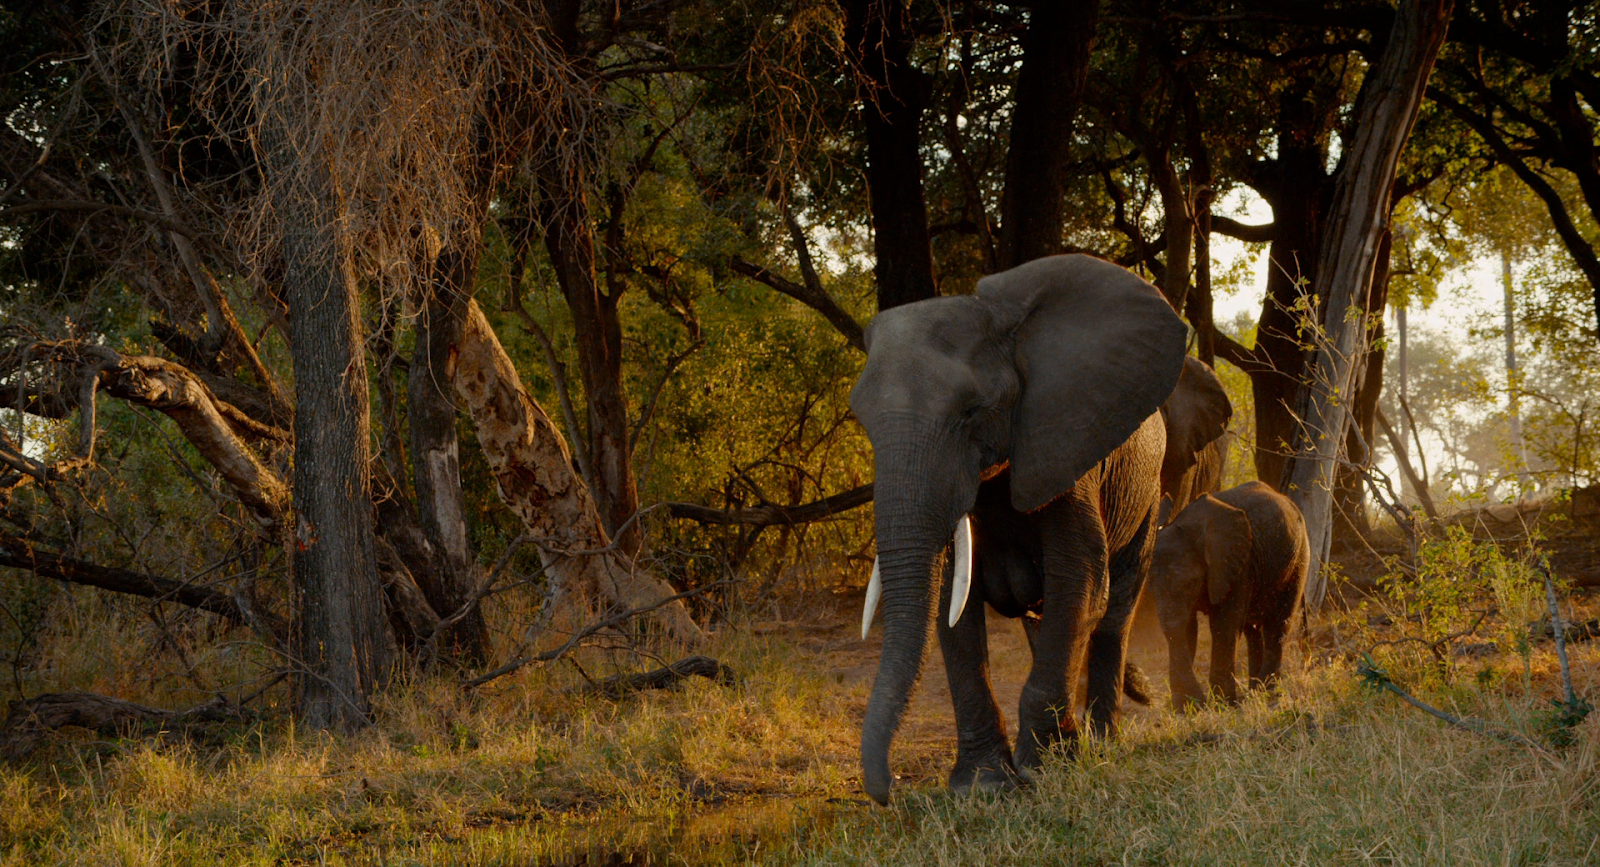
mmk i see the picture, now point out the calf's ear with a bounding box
[1201,497,1253,607]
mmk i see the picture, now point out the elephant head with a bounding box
[1158,357,1232,523]
[849,254,1187,804]
[1152,494,1254,617]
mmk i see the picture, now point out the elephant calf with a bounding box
[1148,481,1309,709]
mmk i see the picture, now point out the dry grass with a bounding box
[0,619,869,865]
[3,595,1599,865]
[782,665,1600,866]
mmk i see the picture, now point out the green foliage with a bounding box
[1533,694,1595,747]
[1380,526,1545,651]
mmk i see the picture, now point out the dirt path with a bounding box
[775,592,1182,786]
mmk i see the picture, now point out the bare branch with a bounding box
[664,482,873,526]
[1210,214,1275,243]
[463,580,735,690]
[0,533,274,632]
[729,257,865,351]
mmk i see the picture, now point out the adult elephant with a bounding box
[1159,357,1233,524]
[852,254,1188,805]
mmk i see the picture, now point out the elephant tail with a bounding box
[1123,660,1153,705]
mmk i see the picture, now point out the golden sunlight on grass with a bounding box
[2,601,1598,866]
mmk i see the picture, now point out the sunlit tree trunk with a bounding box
[1503,250,1530,491]
[1284,0,1454,611]
[452,300,701,645]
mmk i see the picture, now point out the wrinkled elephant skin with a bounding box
[849,254,1192,805]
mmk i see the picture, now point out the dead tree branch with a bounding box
[664,483,873,526]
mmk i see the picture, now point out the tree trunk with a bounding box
[1503,250,1530,487]
[1284,0,1454,611]
[452,300,701,645]
[843,0,938,310]
[408,247,492,664]
[275,157,393,729]
[536,157,642,554]
[1251,150,1331,490]
[997,0,1100,269]
[1333,231,1393,546]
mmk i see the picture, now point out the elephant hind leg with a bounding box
[1243,625,1266,688]
[1207,611,1243,705]
[1258,620,1290,688]
[1085,507,1157,736]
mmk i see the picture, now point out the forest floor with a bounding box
[5,506,1600,865]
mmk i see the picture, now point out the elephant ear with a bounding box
[977,254,1188,512]
[1160,357,1233,491]
[1200,496,1252,607]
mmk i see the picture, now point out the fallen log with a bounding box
[664,483,873,527]
[1,692,247,760]
[578,655,739,698]
[1535,617,1600,645]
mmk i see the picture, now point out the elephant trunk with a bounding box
[861,433,968,805]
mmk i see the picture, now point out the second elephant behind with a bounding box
[1149,481,1309,709]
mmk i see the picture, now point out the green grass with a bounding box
[2,620,1598,865]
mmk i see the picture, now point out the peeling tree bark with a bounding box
[407,251,492,664]
[452,300,701,645]
[102,356,290,527]
[1283,0,1453,611]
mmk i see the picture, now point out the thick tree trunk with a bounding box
[536,158,642,554]
[408,248,492,664]
[1251,148,1331,490]
[1333,232,1393,546]
[997,0,1100,269]
[843,0,938,310]
[452,300,701,645]
[1284,0,1454,611]
[273,146,393,728]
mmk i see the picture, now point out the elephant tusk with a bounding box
[949,515,973,628]
[861,557,881,641]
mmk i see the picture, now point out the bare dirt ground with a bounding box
[763,589,1180,789]
[764,500,1600,789]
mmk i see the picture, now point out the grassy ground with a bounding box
[2,587,1599,865]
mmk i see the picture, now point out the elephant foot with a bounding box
[1122,661,1153,705]
[1013,721,1078,770]
[1015,685,1075,770]
[950,751,1022,795]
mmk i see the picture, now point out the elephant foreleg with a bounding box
[937,564,1017,793]
[1165,613,1205,711]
